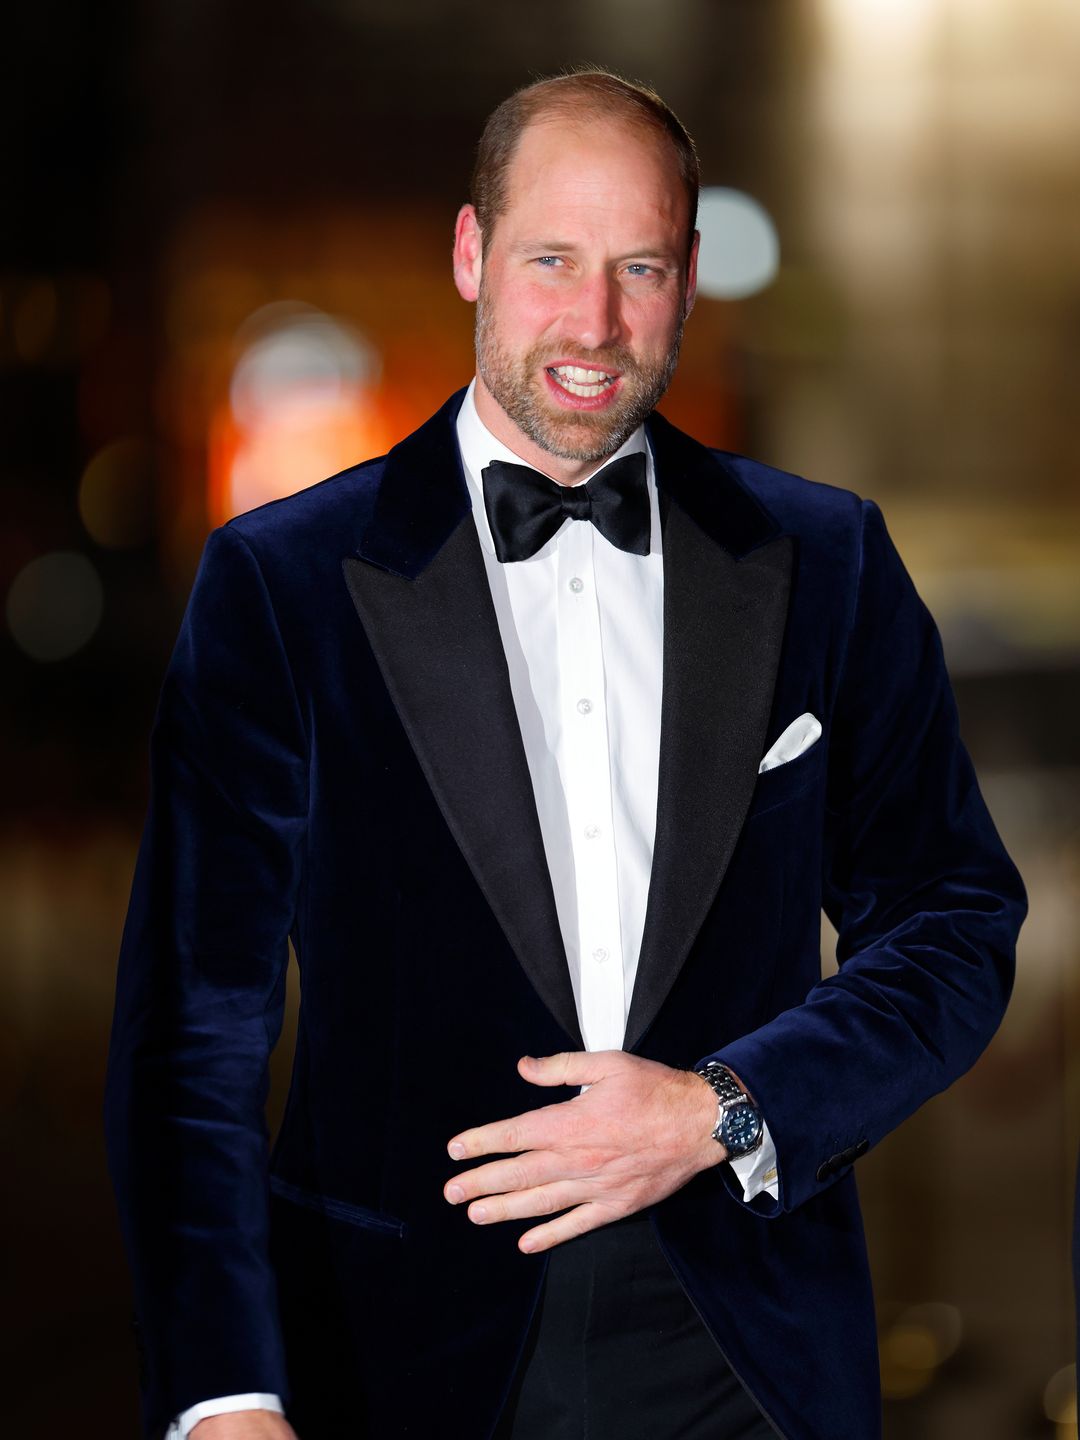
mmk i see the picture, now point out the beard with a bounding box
[474,284,684,464]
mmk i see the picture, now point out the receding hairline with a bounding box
[500,110,691,219]
[470,70,700,257]
[509,105,687,162]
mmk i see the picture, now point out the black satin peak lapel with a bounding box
[625,418,794,1053]
[343,393,792,1055]
[353,388,472,578]
[343,516,583,1050]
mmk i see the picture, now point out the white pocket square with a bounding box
[758,712,822,774]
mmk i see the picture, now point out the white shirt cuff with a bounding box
[168,1394,285,1438]
[727,1121,779,1202]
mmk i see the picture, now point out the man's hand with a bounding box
[191,1414,298,1438]
[443,1051,725,1253]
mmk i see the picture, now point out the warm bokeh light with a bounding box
[5,551,104,662]
[208,303,396,524]
[78,437,156,548]
[2,274,112,369]
[878,1301,964,1400]
[1044,1364,1077,1427]
[12,279,59,364]
[819,0,938,59]
[229,301,382,423]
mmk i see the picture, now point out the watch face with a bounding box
[720,1100,763,1156]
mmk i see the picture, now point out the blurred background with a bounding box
[3,1,1078,1435]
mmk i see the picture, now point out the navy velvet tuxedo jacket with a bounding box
[105,390,1026,1440]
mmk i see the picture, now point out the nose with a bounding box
[563,271,625,352]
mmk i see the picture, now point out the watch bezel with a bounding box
[717,1095,764,1157]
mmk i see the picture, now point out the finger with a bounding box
[518,1200,624,1254]
[465,1179,585,1226]
[447,1100,566,1161]
[517,1051,622,1089]
[443,1151,565,1206]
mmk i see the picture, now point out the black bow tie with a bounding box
[480,452,650,564]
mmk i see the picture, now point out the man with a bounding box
[105,70,1026,1440]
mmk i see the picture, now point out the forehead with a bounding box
[498,114,688,243]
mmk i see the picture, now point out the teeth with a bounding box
[549,365,615,398]
[554,365,610,383]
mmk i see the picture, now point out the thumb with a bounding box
[518,1051,615,1087]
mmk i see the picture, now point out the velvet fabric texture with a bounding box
[104,389,1026,1440]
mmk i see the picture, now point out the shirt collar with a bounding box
[455,378,652,559]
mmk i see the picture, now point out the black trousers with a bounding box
[494,1215,778,1440]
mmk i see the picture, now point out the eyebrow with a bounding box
[510,239,679,265]
[511,239,576,253]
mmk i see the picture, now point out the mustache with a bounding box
[532,343,643,375]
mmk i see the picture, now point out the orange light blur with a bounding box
[207,391,396,527]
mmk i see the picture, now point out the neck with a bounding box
[472,373,614,487]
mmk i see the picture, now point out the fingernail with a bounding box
[520,1237,535,1253]
[470,1205,487,1223]
[446,1184,465,1204]
[448,1142,466,1160]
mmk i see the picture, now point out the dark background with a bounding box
[3,3,1079,1435]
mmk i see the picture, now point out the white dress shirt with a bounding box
[458,386,662,1051]
[456,383,777,1202]
[171,381,778,1436]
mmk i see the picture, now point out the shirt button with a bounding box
[584,824,600,839]
[576,698,593,715]
[592,947,609,963]
[569,577,584,594]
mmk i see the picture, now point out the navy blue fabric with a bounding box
[104,389,1026,1440]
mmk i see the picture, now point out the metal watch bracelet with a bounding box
[694,1060,761,1152]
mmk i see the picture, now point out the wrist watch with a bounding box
[694,1061,764,1158]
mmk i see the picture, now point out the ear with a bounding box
[683,230,700,320]
[453,204,483,302]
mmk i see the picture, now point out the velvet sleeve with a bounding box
[700,498,1027,1215]
[104,523,309,1434]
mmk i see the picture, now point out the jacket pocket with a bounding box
[746,743,824,821]
[269,1174,406,1237]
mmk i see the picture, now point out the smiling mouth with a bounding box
[546,364,618,398]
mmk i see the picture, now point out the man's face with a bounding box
[456,115,698,471]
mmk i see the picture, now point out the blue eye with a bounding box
[536,256,563,267]
[626,264,652,276]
